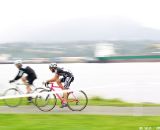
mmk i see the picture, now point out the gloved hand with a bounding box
[9,80,15,83]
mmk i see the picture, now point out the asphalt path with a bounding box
[0,106,160,116]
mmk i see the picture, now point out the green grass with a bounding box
[0,98,32,106]
[88,97,160,107]
[1,97,160,107]
[0,114,160,130]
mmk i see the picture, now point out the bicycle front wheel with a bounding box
[35,89,57,112]
[3,88,22,107]
[31,87,45,105]
[67,90,88,111]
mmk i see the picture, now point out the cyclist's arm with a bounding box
[47,74,59,83]
[13,70,24,81]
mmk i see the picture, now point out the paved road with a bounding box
[0,106,160,116]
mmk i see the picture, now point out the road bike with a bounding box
[3,82,44,107]
[35,83,88,112]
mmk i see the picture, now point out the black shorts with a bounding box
[60,76,74,89]
[26,76,37,85]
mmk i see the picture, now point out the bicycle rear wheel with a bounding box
[35,89,57,112]
[3,88,22,107]
[67,90,88,111]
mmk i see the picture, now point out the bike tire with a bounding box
[67,90,88,111]
[35,89,57,112]
[31,87,45,105]
[3,88,22,107]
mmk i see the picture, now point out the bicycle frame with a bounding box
[50,83,64,102]
[11,82,43,95]
[11,83,27,94]
[48,83,79,103]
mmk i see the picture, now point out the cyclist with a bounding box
[9,60,37,102]
[45,63,74,108]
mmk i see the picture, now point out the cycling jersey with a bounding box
[13,66,37,84]
[55,67,73,78]
[54,67,74,89]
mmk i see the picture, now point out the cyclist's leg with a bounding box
[56,78,64,89]
[21,76,32,93]
[22,76,36,102]
[21,76,32,102]
[56,78,66,101]
[27,78,36,102]
[56,78,68,106]
[21,77,29,92]
[63,77,74,104]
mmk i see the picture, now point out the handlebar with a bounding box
[43,82,51,89]
[42,82,56,89]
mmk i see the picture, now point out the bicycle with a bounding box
[3,82,45,107]
[35,83,88,112]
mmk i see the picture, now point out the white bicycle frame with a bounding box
[10,82,36,94]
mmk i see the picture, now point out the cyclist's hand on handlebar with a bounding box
[43,81,49,87]
[45,82,49,87]
[9,80,15,83]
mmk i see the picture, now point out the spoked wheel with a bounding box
[67,90,88,111]
[31,87,45,105]
[35,89,57,112]
[3,88,22,107]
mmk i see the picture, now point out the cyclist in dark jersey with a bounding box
[45,63,74,108]
[9,60,37,102]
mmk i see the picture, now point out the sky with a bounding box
[0,0,160,42]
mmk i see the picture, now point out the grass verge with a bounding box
[88,97,160,107]
[0,97,160,107]
[0,114,160,130]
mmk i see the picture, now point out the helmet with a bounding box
[14,60,22,65]
[49,63,57,69]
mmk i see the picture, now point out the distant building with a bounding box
[0,54,10,61]
[95,43,115,58]
[149,43,160,54]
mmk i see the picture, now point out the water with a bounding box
[1,63,160,103]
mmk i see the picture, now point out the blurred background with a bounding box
[1,1,160,129]
[1,0,160,103]
[0,0,160,63]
